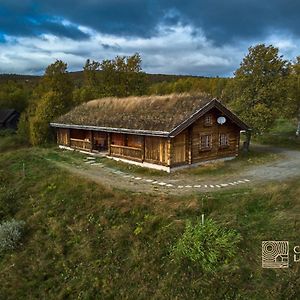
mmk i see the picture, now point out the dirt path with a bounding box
[49,145,300,195]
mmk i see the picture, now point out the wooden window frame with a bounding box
[199,134,212,152]
[219,133,229,148]
[204,114,213,127]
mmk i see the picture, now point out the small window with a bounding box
[219,133,229,147]
[204,114,212,126]
[200,134,212,151]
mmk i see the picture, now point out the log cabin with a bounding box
[50,94,250,172]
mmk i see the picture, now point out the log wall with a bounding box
[57,128,69,146]
[171,130,187,165]
[144,136,168,165]
[190,108,240,163]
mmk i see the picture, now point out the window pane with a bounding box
[205,115,212,125]
[219,134,228,146]
[200,134,211,149]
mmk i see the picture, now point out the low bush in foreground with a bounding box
[0,131,27,152]
[171,218,241,273]
[0,219,25,253]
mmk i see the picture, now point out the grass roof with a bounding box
[55,93,213,132]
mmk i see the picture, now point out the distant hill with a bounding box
[0,74,40,85]
[0,71,208,87]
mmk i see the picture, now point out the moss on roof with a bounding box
[55,93,213,132]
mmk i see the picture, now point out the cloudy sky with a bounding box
[0,1,299,76]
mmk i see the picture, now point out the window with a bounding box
[200,134,212,151]
[219,133,229,147]
[204,114,212,126]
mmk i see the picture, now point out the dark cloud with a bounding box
[1,0,297,44]
[0,0,299,76]
[0,2,89,40]
[170,0,300,44]
[1,1,300,44]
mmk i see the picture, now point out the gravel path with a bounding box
[51,145,300,195]
[243,146,300,181]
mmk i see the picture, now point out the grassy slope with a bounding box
[0,136,300,299]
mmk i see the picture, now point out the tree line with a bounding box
[0,45,299,145]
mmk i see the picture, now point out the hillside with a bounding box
[0,71,207,87]
[0,135,300,299]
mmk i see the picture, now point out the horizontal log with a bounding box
[110,144,141,151]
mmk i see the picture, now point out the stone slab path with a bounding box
[49,145,300,195]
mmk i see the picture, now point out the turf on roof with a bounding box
[56,93,213,132]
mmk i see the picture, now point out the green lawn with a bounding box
[1,134,300,299]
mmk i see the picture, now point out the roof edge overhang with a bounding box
[168,99,250,137]
[50,123,170,137]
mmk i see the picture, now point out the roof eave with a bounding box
[50,122,170,137]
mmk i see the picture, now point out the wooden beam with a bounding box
[89,130,93,152]
[243,129,252,153]
[236,131,240,155]
[167,138,172,166]
[141,136,145,162]
[67,128,71,146]
[188,128,192,164]
[56,129,59,144]
[108,133,111,155]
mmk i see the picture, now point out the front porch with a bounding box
[64,129,109,153]
[56,128,170,167]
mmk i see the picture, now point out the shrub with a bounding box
[0,129,16,137]
[0,219,25,253]
[0,132,26,152]
[0,188,18,220]
[171,218,241,272]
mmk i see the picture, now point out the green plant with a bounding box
[0,219,25,253]
[171,218,241,272]
[0,188,19,220]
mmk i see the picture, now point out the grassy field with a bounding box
[253,118,300,149]
[0,134,300,299]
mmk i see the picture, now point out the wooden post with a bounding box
[89,130,93,152]
[167,138,172,167]
[188,128,192,164]
[22,162,25,178]
[141,136,145,162]
[56,130,59,144]
[243,129,252,153]
[108,133,111,155]
[296,110,300,137]
[67,129,71,146]
[236,130,240,156]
